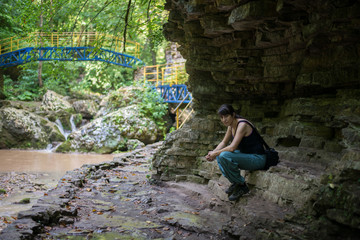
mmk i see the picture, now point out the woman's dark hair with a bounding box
[217,104,241,118]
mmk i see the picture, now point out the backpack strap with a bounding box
[235,120,271,150]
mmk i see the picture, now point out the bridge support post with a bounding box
[176,108,179,129]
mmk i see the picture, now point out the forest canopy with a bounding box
[0,0,168,100]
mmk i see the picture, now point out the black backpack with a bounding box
[241,120,280,170]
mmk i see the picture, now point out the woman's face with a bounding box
[220,114,234,127]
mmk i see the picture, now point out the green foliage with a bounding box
[0,0,172,103]
[137,85,168,132]
[4,74,42,101]
[3,61,84,101]
[0,0,30,38]
[73,62,134,94]
[0,0,168,63]
[43,61,83,96]
[109,83,168,134]
[169,126,176,133]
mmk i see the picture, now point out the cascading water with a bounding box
[45,142,62,152]
[55,119,71,140]
[47,115,78,152]
[70,115,77,132]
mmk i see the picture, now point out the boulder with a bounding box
[127,139,145,151]
[56,105,160,154]
[0,107,64,149]
[96,86,143,118]
[40,90,81,131]
[0,100,41,113]
[73,100,98,119]
[41,90,74,113]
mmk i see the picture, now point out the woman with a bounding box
[206,104,266,201]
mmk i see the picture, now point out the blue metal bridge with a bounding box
[0,32,142,68]
[0,46,142,68]
[0,32,192,104]
[155,84,192,104]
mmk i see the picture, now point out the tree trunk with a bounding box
[147,0,157,65]
[148,29,157,65]
[0,70,5,100]
[123,0,132,53]
[38,62,43,87]
[38,0,44,87]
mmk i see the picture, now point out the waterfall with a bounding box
[70,115,77,132]
[55,119,71,140]
[43,116,78,152]
[46,144,53,151]
[45,142,62,152]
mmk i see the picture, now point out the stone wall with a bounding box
[153,0,360,237]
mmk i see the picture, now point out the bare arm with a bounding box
[206,123,247,161]
[213,128,232,151]
[205,127,231,161]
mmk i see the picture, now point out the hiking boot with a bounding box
[228,182,249,201]
[225,183,239,195]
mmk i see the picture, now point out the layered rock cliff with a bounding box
[153,0,360,238]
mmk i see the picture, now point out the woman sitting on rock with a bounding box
[205,104,266,201]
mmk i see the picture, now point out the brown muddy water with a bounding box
[0,150,115,226]
[0,150,114,173]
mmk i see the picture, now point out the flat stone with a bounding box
[74,213,162,230]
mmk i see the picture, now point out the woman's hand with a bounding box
[205,151,216,162]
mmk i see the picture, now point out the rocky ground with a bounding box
[0,172,60,233]
[0,142,240,240]
[2,141,331,240]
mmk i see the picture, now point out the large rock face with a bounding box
[40,90,82,131]
[41,90,74,112]
[95,86,143,118]
[56,105,160,154]
[0,87,166,152]
[0,107,64,149]
[73,99,98,119]
[153,0,360,238]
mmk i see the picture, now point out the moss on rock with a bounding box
[56,141,73,153]
[0,107,63,149]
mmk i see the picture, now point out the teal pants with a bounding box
[216,150,266,184]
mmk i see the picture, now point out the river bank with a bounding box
[0,142,237,239]
[0,150,116,233]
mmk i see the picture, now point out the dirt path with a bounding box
[0,142,234,240]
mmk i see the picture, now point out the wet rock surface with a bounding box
[41,90,74,113]
[3,143,355,239]
[56,105,159,154]
[0,143,231,239]
[0,172,59,232]
[0,107,64,149]
[0,85,167,153]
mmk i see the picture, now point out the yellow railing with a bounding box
[174,93,194,129]
[143,62,187,86]
[0,32,141,58]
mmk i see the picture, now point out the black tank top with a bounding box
[232,120,265,154]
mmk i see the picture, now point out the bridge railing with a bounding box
[174,93,194,129]
[143,62,187,86]
[0,32,140,58]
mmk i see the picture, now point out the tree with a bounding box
[38,0,44,88]
[0,71,4,99]
[0,0,169,99]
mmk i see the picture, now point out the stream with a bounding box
[0,149,114,231]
